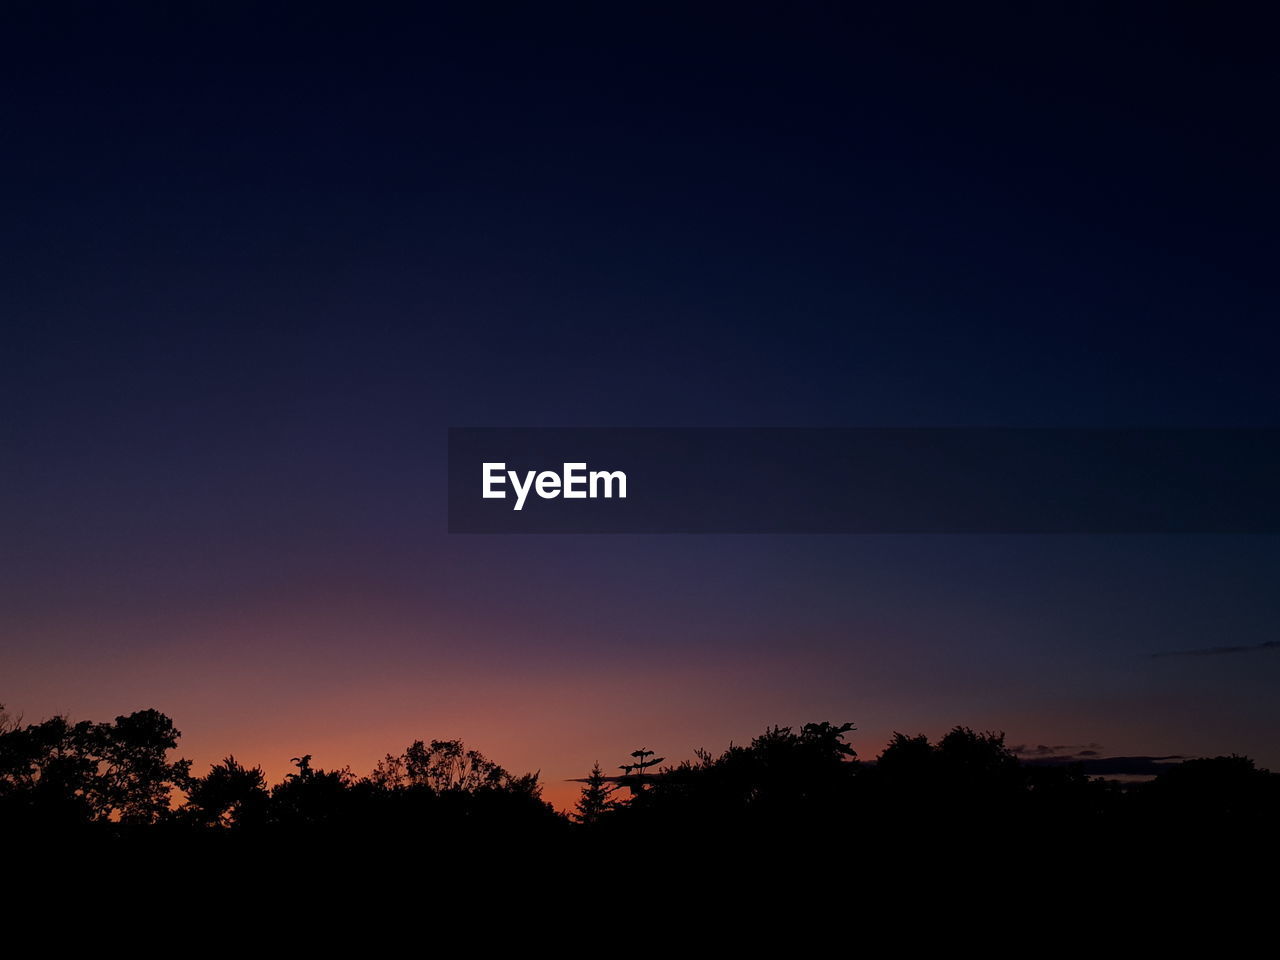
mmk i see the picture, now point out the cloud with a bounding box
[1011,742,1188,777]
[1022,755,1188,777]
[1151,640,1280,659]
[1011,742,1103,759]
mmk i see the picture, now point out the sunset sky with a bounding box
[3,4,1278,811]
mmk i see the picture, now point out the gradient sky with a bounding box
[3,4,1278,810]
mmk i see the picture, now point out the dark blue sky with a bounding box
[2,3,1277,803]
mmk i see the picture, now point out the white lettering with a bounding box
[590,470,627,499]
[509,469,536,511]
[483,462,627,509]
[562,462,587,498]
[535,470,561,499]
[483,463,506,499]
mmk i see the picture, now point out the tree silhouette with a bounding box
[184,756,268,828]
[99,709,191,824]
[0,708,189,826]
[573,761,617,825]
[403,738,509,792]
[369,751,407,790]
[620,748,664,778]
[3,704,1277,855]
[270,755,355,827]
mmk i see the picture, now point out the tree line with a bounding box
[2,706,1276,850]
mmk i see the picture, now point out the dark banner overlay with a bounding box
[447,428,1280,534]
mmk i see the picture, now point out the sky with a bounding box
[2,3,1278,811]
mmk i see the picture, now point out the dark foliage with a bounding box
[2,705,1276,861]
[0,707,190,829]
